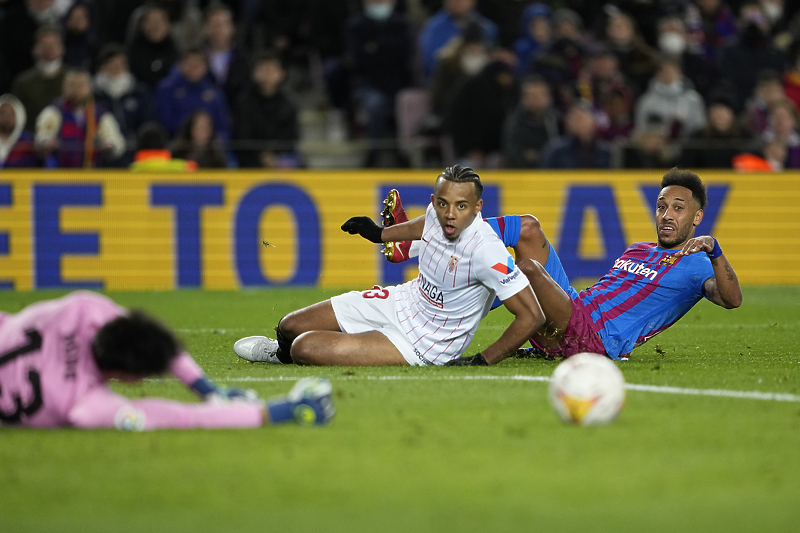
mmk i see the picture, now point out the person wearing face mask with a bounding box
[0,0,60,80]
[93,44,155,163]
[635,58,706,140]
[430,21,489,117]
[10,25,68,132]
[344,0,414,167]
[656,15,719,101]
[719,2,786,107]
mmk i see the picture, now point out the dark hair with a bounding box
[438,165,483,199]
[35,24,63,43]
[136,121,169,150]
[660,168,707,209]
[252,49,283,70]
[97,43,126,67]
[756,69,782,86]
[204,1,232,20]
[92,311,181,375]
[181,47,206,61]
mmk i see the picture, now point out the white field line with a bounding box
[192,374,800,403]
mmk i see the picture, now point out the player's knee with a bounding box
[288,332,314,365]
[519,215,545,242]
[277,312,301,340]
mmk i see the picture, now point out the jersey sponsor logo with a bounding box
[448,255,458,273]
[612,258,659,281]
[417,273,444,308]
[491,257,515,275]
[499,269,521,285]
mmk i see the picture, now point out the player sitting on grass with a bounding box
[234,165,545,366]
[0,291,334,429]
[380,167,743,362]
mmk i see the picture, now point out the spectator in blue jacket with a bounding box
[541,100,611,168]
[155,48,229,140]
[513,3,552,75]
[418,0,498,77]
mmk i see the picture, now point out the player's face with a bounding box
[655,185,704,249]
[431,178,483,241]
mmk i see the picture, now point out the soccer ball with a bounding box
[548,352,626,426]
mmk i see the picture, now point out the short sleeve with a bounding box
[473,239,531,301]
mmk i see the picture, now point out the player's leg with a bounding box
[517,258,573,351]
[514,215,552,265]
[290,330,408,366]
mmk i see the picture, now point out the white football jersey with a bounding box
[394,203,531,365]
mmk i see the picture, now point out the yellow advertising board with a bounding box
[0,170,797,290]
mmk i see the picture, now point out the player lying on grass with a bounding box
[380,167,742,362]
[234,165,545,366]
[0,291,334,430]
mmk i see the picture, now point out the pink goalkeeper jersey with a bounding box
[0,291,262,430]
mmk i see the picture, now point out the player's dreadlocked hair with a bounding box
[438,165,483,199]
[92,311,182,376]
[661,168,708,209]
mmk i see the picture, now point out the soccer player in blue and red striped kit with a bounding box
[384,167,742,363]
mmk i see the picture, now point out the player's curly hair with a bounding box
[661,168,707,209]
[438,165,483,199]
[92,311,182,376]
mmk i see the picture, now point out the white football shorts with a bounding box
[330,285,427,366]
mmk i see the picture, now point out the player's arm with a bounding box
[678,236,742,309]
[171,352,257,402]
[461,286,544,366]
[341,215,425,243]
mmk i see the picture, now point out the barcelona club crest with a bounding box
[448,255,459,273]
[659,254,677,266]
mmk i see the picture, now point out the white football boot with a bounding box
[233,336,283,363]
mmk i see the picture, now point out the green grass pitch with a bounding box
[1,287,799,533]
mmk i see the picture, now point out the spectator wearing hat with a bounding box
[513,3,552,75]
[540,100,611,169]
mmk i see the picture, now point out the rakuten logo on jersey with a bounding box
[613,258,659,281]
[417,273,444,308]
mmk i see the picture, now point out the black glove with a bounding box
[444,353,489,366]
[341,216,384,244]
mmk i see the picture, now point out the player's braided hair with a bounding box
[438,165,483,199]
[661,168,707,209]
[92,311,182,376]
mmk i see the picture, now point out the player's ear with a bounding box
[430,193,435,204]
[693,208,704,227]
[474,198,483,214]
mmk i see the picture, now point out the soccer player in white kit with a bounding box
[0,291,334,430]
[234,165,545,366]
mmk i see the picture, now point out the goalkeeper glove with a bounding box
[341,216,384,243]
[266,377,336,426]
[444,353,489,366]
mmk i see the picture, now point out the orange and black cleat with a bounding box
[381,189,412,263]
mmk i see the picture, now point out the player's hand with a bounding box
[444,353,489,366]
[341,216,384,243]
[206,386,260,403]
[676,236,715,256]
[287,377,336,426]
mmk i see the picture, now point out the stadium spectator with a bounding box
[719,2,786,109]
[129,121,197,172]
[127,0,203,52]
[603,9,659,96]
[540,101,611,169]
[233,51,299,169]
[684,0,738,63]
[761,99,800,169]
[430,21,489,117]
[680,95,751,168]
[526,8,588,111]
[502,76,561,168]
[203,3,250,107]
[11,25,68,133]
[0,291,334,429]
[445,56,519,168]
[656,15,720,101]
[635,58,706,140]
[513,3,551,75]
[94,0,140,49]
[62,1,96,70]
[0,94,39,168]
[783,49,800,111]
[418,0,498,77]
[170,110,228,168]
[35,69,126,167]
[621,119,675,169]
[744,69,786,136]
[233,165,545,366]
[0,0,60,81]
[127,5,179,88]
[345,0,414,166]
[93,44,155,162]
[155,48,229,139]
[577,47,636,141]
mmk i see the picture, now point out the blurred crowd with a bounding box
[1,0,799,170]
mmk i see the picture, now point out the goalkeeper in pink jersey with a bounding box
[0,291,334,430]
